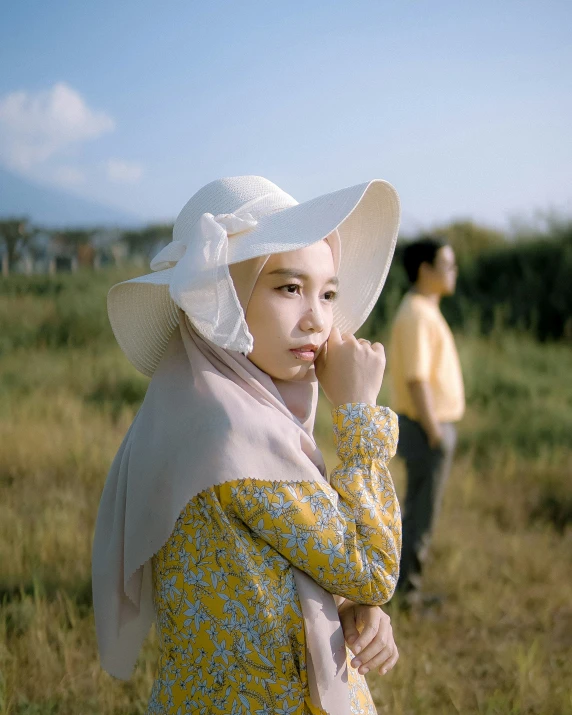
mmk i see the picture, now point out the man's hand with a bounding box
[407,380,443,449]
[427,425,444,450]
[338,601,399,676]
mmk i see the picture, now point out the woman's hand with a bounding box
[338,600,399,676]
[315,327,386,406]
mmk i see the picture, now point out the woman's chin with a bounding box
[267,363,312,382]
[286,363,313,381]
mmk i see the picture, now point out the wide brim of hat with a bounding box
[108,179,400,376]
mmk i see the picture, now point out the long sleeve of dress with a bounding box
[226,403,401,605]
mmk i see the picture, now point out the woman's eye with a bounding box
[323,291,338,302]
[278,284,301,295]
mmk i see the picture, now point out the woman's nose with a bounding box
[299,307,325,333]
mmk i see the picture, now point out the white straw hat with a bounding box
[108,175,400,376]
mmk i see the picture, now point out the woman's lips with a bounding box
[290,345,318,362]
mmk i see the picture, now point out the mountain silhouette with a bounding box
[0,167,140,227]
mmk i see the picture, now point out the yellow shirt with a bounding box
[389,292,465,423]
[148,403,401,715]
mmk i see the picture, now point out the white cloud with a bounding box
[52,165,86,187]
[106,158,144,184]
[0,82,115,170]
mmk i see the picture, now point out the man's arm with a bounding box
[407,379,443,448]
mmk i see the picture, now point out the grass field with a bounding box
[0,270,571,714]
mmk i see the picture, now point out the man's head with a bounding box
[403,237,458,296]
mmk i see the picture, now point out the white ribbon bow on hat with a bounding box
[150,211,258,354]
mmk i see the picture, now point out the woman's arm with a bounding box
[224,402,401,605]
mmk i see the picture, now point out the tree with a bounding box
[432,220,506,264]
[122,224,173,259]
[51,228,96,249]
[0,217,31,269]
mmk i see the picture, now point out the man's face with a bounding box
[428,245,458,296]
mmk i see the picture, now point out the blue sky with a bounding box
[1,0,570,231]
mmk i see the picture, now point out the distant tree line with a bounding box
[369,219,572,342]
[0,218,174,274]
[1,216,570,342]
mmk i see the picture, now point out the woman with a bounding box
[92,175,402,714]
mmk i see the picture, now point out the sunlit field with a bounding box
[1,270,571,714]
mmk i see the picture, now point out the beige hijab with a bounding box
[92,250,350,715]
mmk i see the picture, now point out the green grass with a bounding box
[0,270,571,714]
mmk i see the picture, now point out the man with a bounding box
[389,236,465,605]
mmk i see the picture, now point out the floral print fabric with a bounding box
[148,403,401,715]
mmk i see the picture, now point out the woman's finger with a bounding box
[357,641,395,675]
[351,629,389,668]
[338,606,359,648]
[349,621,379,661]
[350,609,393,665]
[348,606,381,657]
[379,646,399,675]
[314,339,327,372]
[328,326,343,345]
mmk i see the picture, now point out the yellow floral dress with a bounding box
[148,403,401,715]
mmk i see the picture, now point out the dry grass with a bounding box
[1,273,571,714]
[368,452,572,715]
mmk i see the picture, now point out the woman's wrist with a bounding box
[332,395,378,408]
[332,404,398,464]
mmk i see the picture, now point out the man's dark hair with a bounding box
[402,236,448,284]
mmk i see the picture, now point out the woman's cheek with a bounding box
[269,294,295,324]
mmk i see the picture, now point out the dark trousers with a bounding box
[396,415,457,594]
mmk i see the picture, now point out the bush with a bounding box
[453,225,572,340]
[0,269,136,355]
[368,219,572,342]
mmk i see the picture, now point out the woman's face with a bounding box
[245,239,338,381]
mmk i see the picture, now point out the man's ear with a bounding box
[418,261,434,280]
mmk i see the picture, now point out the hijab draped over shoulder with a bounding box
[92,254,351,715]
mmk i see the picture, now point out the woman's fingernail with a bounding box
[354,645,362,655]
[352,659,361,668]
[360,666,369,674]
